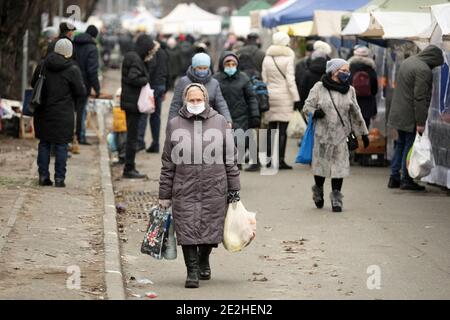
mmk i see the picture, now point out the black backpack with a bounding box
[250,75,269,113]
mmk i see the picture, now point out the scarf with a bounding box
[321,74,350,94]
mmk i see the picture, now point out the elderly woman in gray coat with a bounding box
[159,83,241,289]
[303,59,369,212]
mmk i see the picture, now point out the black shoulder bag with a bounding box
[327,90,359,151]
[29,63,47,115]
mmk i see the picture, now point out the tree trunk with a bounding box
[0,0,99,100]
[0,1,41,100]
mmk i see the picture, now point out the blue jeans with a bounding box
[390,130,416,182]
[137,85,165,149]
[76,97,88,143]
[37,141,69,180]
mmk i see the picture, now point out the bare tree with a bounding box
[0,0,99,100]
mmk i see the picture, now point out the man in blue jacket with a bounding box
[74,25,101,145]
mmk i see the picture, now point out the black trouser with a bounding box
[267,121,289,161]
[124,111,141,172]
[314,176,344,192]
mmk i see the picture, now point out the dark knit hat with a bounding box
[59,22,76,35]
[86,25,99,38]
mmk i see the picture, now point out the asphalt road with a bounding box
[104,70,450,300]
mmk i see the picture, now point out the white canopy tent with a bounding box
[230,16,252,36]
[417,3,450,42]
[341,11,432,39]
[157,3,222,35]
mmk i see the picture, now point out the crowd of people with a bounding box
[30,23,444,289]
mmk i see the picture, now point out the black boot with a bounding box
[330,191,344,213]
[182,245,199,288]
[198,245,212,280]
[312,185,324,209]
[123,169,147,179]
[39,176,53,186]
[245,164,260,172]
[55,179,66,188]
[279,159,293,170]
[388,176,401,189]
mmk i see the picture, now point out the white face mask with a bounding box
[186,102,206,115]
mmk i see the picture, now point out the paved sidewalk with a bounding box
[0,137,106,299]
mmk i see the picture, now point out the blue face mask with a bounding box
[195,69,209,78]
[224,67,237,77]
[338,72,351,84]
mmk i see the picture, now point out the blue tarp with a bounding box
[262,0,370,28]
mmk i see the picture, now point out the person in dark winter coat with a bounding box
[159,83,241,289]
[348,46,378,129]
[32,39,86,188]
[214,52,260,171]
[387,45,444,191]
[294,41,314,108]
[298,50,328,112]
[47,22,77,56]
[150,40,170,152]
[73,25,101,145]
[169,53,232,124]
[295,40,332,111]
[166,37,182,90]
[178,35,195,76]
[138,40,170,154]
[236,33,265,74]
[120,34,155,179]
[214,52,259,130]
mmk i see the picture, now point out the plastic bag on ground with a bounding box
[138,84,156,114]
[223,201,256,253]
[287,111,306,139]
[408,131,434,179]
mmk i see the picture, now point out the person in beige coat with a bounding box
[303,59,369,212]
[262,31,300,169]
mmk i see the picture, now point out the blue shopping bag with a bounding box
[295,113,315,165]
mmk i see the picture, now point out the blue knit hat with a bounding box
[192,53,211,68]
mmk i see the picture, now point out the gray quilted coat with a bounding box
[159,105,240,245]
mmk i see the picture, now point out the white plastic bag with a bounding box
[408,131,433,179]
[138,84,155,114]
[223,201,256,253]
[287,111,307,139]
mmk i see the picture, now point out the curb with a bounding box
[98,112,126,300]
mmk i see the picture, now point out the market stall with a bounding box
[156,3,222,35]
[230,0,271,36]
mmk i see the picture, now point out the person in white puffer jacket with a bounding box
[262,31,300,170]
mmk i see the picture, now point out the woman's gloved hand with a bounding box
[159,199,172,210]
[227,191,241,204]
[362,135,370,149]
[313,109,326,119]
